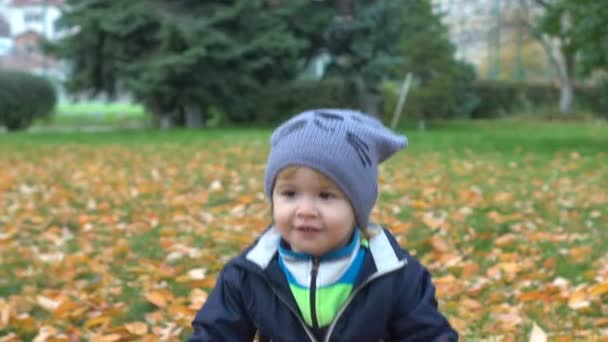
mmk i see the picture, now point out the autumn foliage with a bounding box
[0,125,607,341]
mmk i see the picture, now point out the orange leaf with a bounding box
[495,233,517,247]
[460,298,482,311]
[124,322,148,335]
[569,246,591,263]
[428,236,450,253]
[422,212,445,230]
[0,300,10,328]
[84,315,112,329]
[145,291,170,308]
[494,191,514,204]
[460,262,480,277]
[91,334,122,342]
[518,291,546,302]
[189,289,208,310]
[568,289,590,310]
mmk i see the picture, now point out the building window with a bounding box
[24,11,44,24]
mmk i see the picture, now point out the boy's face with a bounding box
[272,167,356,257]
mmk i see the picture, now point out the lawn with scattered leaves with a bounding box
[1,121,607,341]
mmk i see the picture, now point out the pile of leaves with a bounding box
[0,136,607,341]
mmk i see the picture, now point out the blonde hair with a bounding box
[272,166,377,239]
[275,166,334,188]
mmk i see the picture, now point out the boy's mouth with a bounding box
[295,226,321,232]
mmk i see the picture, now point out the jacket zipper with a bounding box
[266,282,317,342]
[324,261,408,342]
[310,258,320,329]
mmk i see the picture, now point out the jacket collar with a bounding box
[245,224,405,274]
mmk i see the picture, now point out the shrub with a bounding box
[470,80,607,118]
[250,78,365,124]
[380,61,479,124]
[0,70,57,131]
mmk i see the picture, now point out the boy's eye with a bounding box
[281,190,296,197]
[319,191,336,199]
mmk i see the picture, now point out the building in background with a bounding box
[0,0,65,79]
[432,0,551,81]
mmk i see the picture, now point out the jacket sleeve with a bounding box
[188,263,256,341]
[390,258,459,341]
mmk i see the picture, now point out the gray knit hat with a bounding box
[264,109,407,229]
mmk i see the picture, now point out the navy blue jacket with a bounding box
[190,225,458,341]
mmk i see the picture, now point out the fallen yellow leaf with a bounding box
[589,282,608,297]
[91,333,122,342]
[84,315,112,329]
[569,246,592,263]
[125,322,148,335]
[568,289,591,310]
[428,236,450,253]
[145,291,169,308]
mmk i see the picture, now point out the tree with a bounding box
[392,0,477,124]
[518,0,608,115]
[322,0,404,115]
[46,0,311,127]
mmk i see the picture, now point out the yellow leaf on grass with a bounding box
[189,289,208,310]
[145,291,172,308]
[428,236,450,253]
[589,282,608,296]
[494,191,514,204]
[54,298,79,318]
[568,289,591,310]
[495,233,518,247]
[125,322,148,335]
[12,315,36,333]
[460,298,483,311]
[500,262,520,275]
[422,212,445,229]
[460,262,480,277]
[85,315,112,329]
[91,334,122,342]
[0,300,10,328]
[569,246,591,263]
[595,317,608,326]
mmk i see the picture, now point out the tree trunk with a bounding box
[160,111,176,129]
[559,51,575,115]
[559,76,573,115]
[418,119,426,132]
[184,104,204,128]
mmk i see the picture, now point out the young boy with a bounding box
[189,109,458,341]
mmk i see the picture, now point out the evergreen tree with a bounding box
[46,0,310,127]
[394,0,477,122]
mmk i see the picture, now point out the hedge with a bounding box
[470,80,608,118]
[0,70,57,131]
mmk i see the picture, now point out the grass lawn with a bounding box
[0,120,607,340]
[32,102,148,128]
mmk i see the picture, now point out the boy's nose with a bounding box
[296,198,318,218]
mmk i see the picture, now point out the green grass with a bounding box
[31,102,148,127]
[56,102,145,116]
[1,119,607,339]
